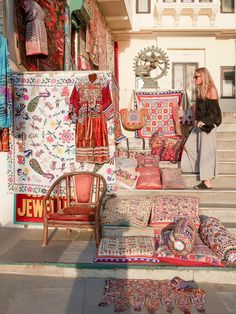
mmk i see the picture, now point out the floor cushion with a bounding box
[102,195,153,228]
[96,236,155,259]
[199,216,236,263]
[161,168,186,189]
[150,195,200,228]
[168,218,197,256]
[154,230,224,267]
[135,166,162,190]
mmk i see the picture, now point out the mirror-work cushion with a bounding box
[150,195,199,227]
[168,218,197,256]
[154,230,224,267]
[96,236,155,258]
[199,216,236,263]
[102,195,152,228]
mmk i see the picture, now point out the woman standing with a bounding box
[181,67,222,189]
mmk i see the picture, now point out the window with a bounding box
[221,0,235,13]
[172,63,198,105]
[136,0,151,14]
[220,66,235,98]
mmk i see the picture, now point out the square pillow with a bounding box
[149,195,200,227]
[96,236,155,258]
[135,151,160,167]
[115,157,138,169]
[168,218,197,256]
[161,168,186,189]
[116,169,139,190]
[102,195,153,228]
[135,166,162,190]
[154,230,224,267]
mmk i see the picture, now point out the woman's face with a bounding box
[193,72,202,86]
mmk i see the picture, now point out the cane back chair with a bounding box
[42,171,107,247]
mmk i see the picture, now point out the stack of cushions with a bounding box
[101,195,153,228]
[94,236,158,263]
[168,218,197,256]
[150,195,200,228]
[199,216,236,263]
[154,230,224,267]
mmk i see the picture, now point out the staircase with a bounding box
[100,112,236,284]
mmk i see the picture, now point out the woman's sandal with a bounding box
[194,181,212,190]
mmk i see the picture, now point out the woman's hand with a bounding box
[196,121,206,128]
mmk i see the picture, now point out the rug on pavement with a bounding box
[99,277,206,314]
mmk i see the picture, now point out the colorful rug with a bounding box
[136,91,183,138]
[99,277,206,313]
[8,72,117,195]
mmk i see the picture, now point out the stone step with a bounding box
[0,262,235,285]
[116,188,236,204]
[218,150,236,161]
[219,161,236,173]
[200,203,236,223]
[183,173,236,188]
[217,132,236,141]
[221,111,236,124]
[103,224,236,238]
[218,124,236,132]
[217,141,236,150]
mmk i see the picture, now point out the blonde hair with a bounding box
[195,67,215,99]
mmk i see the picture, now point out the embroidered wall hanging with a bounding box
[8,71,118,195]
[135,91,183,138]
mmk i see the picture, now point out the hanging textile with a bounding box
[0,35,12,130]
[22,0,48,56]
[15,0,65,71]
[9,71,118,195]
[69,73,112,164]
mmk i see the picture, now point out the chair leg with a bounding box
[42,223,48,247]
[95,225,102,248]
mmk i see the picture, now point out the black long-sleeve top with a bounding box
[195,98,222,127]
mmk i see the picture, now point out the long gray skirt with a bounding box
[181,126,217,181]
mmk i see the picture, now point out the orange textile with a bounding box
[69,76,112,164]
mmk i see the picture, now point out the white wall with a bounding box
[118,35,236,111]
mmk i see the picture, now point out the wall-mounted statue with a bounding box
[133,46,170,89]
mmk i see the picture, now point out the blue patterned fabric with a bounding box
[0,35,12,129]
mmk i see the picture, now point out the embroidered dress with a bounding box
[0,35,12,130]
[22,0,48,56]
[69,77,112,164]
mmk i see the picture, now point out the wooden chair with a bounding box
[42,171,107,247]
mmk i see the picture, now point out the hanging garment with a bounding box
[69,75,112,164]
[22,0,48,56]
[0,35,12,130]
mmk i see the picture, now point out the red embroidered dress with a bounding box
[69,77,112,164]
